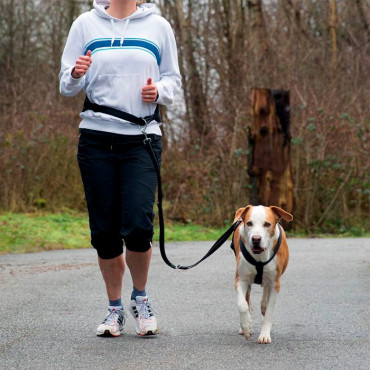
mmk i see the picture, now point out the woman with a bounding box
[59,0,181,337]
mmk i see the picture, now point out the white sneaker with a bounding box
[96,307,126,337]
[130,296,158,336]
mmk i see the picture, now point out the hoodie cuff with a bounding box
[155,82,171,106]
[60,67,86,97]
[69,67,85,83]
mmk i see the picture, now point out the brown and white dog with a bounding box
[232,205,293,344]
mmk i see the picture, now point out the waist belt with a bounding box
[82,96,161,127]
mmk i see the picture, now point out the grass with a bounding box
[0,212,227,255]
[0,213,90,254]
[0,212,368,255]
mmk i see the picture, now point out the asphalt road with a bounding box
[0,238,369,370]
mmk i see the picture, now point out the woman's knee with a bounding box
[91,232,124,259]
[124,228,153,253]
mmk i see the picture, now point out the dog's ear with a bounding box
[234,205,252,222]
[270,206,293,222]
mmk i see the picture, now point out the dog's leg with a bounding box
[258,285,278,344]
[237,279,252,339]
[260,285,269,316]
[246,286,253,313]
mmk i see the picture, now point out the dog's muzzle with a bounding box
[251,247,266,254]
[251,236,265,254]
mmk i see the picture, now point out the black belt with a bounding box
[82,96,161,126]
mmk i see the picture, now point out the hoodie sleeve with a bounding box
[155,21,182,106]
[59,20,86,97]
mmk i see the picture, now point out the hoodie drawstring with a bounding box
[110,19,115,46]
[120,19,130,46]
[110,18,130,47]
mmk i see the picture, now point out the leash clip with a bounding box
[141,126,151,144]
[233,219,243,231]
[176,265,189,271]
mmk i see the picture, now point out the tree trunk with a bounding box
[247,88,293,220]
[355,0,370,37]
[247,0,269,59]
[165,0,211,143]
[330,0,337,70]
[67,0,80,28]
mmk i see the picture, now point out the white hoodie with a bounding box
[59,1,182,135]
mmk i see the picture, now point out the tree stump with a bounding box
[248,88,293,220]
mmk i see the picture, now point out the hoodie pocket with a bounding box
[91,74,149,117]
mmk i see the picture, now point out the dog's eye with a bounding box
[263,222,271,228]
[246,221,253,227]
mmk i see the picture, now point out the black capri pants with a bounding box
[77,128,162,259]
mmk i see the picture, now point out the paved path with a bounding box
[0,238,369,369]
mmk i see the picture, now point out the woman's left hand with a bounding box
[142,78,158,103]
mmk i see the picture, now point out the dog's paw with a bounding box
[240,326,252,340]
[257,332,271,344]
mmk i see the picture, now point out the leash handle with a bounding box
[143,138,242,270]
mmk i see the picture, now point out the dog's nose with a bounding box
[252,235,261,245]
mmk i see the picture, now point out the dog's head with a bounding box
[234,205,293,254]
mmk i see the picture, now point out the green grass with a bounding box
[0,213,368,255]
[0,212,227,254]
[0,213,91,254]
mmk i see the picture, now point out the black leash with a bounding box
[82,97,242,270]
[239,223,283,284]
[143,133,242,270]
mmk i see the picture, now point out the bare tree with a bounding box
[0,0,368,231]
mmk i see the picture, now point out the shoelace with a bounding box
[103,309,124,325]
[136,301,155,320]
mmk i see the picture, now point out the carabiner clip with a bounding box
[142,126,151,144]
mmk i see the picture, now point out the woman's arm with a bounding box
[59,20,90,97]
[155,21,182,106]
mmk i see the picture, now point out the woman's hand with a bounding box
[142,78,158,103]
[72,50,92,79]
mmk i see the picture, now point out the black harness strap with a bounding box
[82,98,241,270]
[239,224,283,285]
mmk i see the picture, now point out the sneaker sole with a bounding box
[97,329,123,337]
[136,328,159,337]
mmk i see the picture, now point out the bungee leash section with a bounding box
[142,128,242,270]
[83,97,242,270]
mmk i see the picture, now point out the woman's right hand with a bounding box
[72,50,92,79]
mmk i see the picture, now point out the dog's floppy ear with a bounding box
[234,205,252,222]
[270,206,293,222]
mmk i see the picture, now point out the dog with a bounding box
[232,205,293,344]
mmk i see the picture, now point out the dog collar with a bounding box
[239,223,283,285]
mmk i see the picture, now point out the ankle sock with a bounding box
[109,298,123,310]
[131,286,146,300]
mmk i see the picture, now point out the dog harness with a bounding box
[239,223,283,285]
